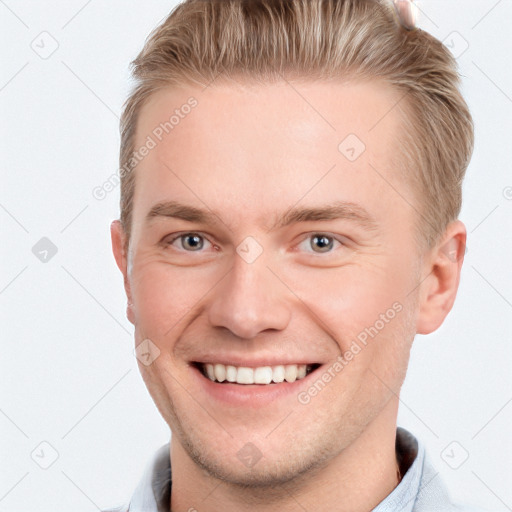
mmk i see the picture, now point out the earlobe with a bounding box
[111,220,136,325]
[415,221,467,335]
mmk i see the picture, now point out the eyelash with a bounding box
[163,232,345,255]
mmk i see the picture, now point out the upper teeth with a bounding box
[203,363,312,384]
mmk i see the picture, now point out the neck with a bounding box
[170,399,400,512]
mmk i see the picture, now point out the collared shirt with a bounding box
[102,428,488,512]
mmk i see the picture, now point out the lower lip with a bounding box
[190,365,322,408]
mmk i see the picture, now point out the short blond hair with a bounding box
[119,0,474,250]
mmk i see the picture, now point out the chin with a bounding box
[176,424,339,492]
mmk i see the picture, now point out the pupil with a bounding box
[184,234,203,250]
[312,235,332,252]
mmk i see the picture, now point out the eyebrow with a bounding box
[145,200,378,231]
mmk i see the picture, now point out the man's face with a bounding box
[116,79,425,485]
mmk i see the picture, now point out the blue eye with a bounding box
[163,232,344,256]
[167,232,210,251]
[299,233,342,254]
[310,234,334,252]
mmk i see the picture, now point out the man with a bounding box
[108,0,486,510]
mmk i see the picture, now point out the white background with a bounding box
[1,1,511,510]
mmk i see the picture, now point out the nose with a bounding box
[207,252,291,340]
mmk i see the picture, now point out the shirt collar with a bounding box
[127,442,171,512]
[372,427,425,512]
[127,427,424,512]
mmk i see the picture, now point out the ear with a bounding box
[416,220,467,335]
[111,220,135,325]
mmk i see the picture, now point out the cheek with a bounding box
[129,260,219,337]
[282,262,411,347]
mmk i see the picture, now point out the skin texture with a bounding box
[111,78,466,512]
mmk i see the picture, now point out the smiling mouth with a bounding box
[192,362,322,385]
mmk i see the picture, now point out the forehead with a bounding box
[131,78,409,232]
